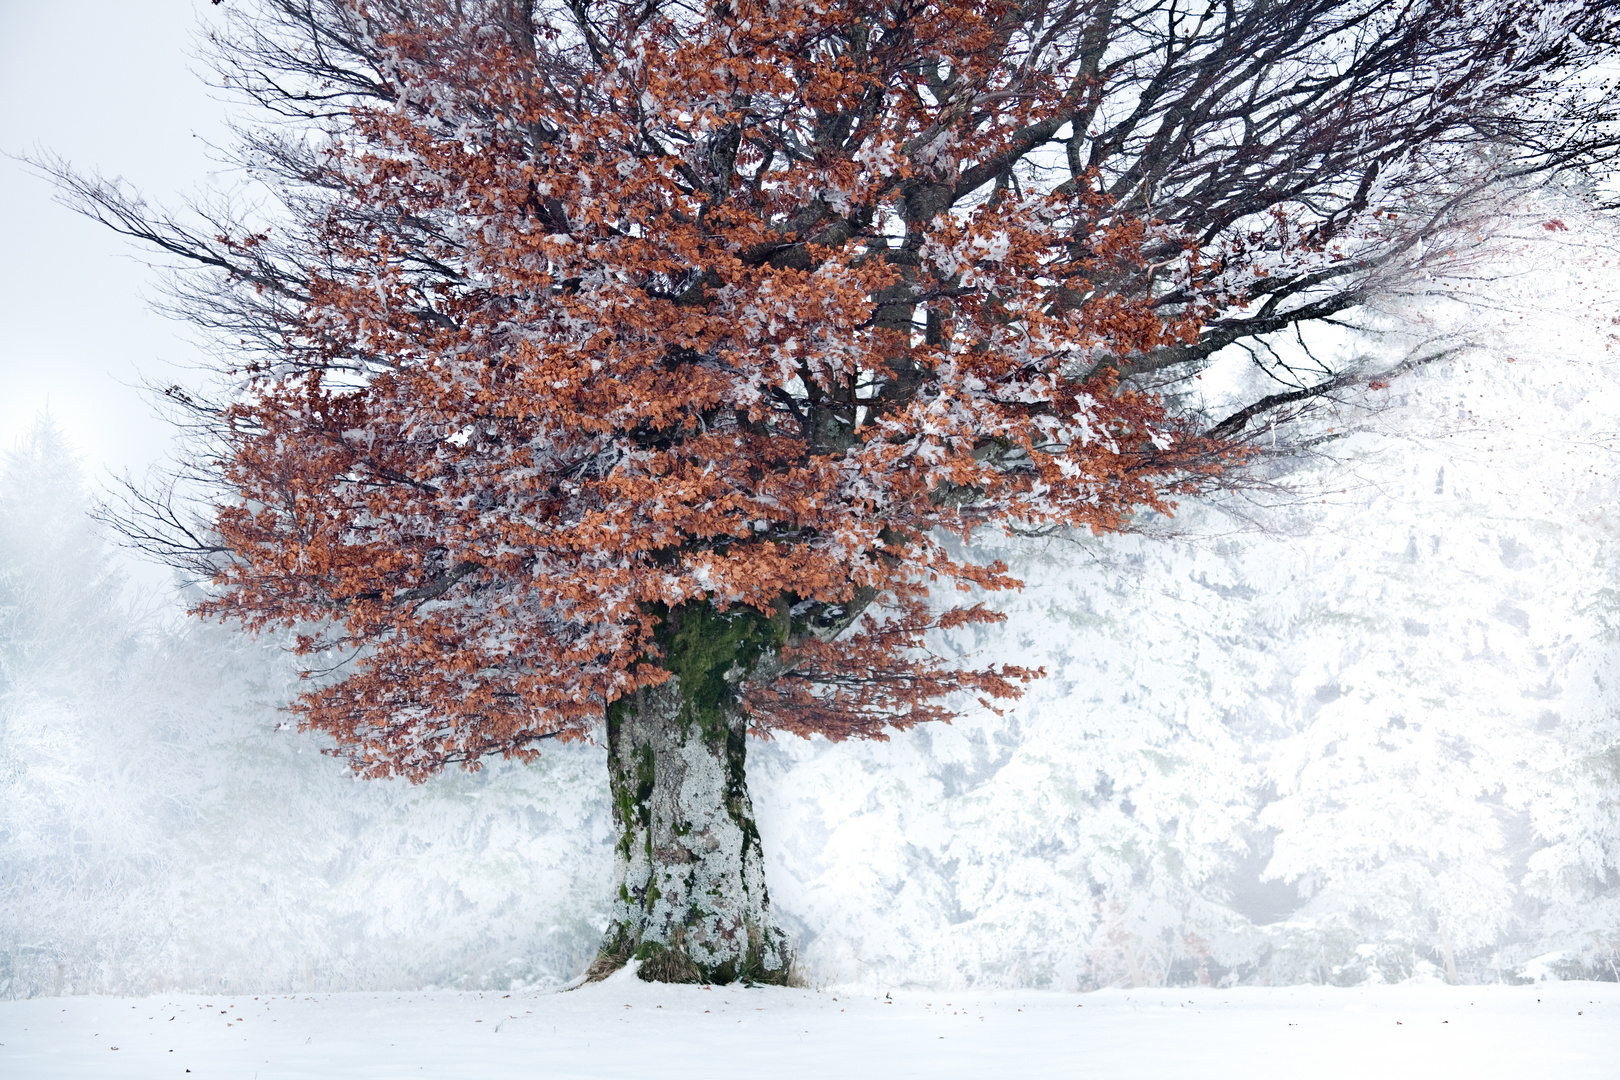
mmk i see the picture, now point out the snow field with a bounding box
[2,975,1615,1080]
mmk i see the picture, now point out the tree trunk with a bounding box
[1440,924,1459,986]
[589,603,791,985]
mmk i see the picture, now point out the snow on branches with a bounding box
[56,0,1619,780]
[185,0,1230,775]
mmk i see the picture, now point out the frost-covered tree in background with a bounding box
[749,211,1620,991]
[1,416,616,999]
[0,418,144,994]
[37,0,1620,987]
[1251,216,1620,986]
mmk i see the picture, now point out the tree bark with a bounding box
[588,603,792,984]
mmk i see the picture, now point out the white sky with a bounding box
[0,0,230,479]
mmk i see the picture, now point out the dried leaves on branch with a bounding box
[56,0,1618,776]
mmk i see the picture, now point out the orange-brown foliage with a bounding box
[197,0,1233,777]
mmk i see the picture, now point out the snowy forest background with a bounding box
[5,200,1620,999]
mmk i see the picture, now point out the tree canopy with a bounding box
[60,0,1620,778]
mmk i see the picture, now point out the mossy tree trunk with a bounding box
[590,602,792,984]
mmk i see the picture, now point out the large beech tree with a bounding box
[63,0,1617,983]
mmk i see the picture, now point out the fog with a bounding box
[1,1,226,491]
[2,3,1618,1000]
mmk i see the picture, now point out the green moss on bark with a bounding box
[592,599,792,986]
[656,601,784,739]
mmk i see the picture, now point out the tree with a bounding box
[0,417,155,997]
[0,416,614,998]
[55,0,1617,983]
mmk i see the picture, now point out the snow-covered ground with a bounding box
[2,972,1614,1079]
